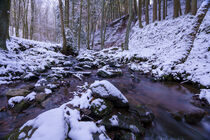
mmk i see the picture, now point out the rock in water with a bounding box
[6,89,30,98]
[97,65,122,78]
[90,80,128,107]
[184,109,206,124]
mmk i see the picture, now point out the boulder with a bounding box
[6,89,30,98]
[129,105,154,125]
[90,98,113,117]
[97,66,122,78]
[12,100,31,113]
[100,113,145,136]
[35,93,48,103]
[184,109,206,124]
[90,80,129,107]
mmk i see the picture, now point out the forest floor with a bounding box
[0,1,210,140]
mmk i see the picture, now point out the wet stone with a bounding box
[184,109,206,124]
[6,89,30,98]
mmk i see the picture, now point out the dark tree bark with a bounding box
[185,0,191,14]
[58,0,67,54]
[124,0,134,50]
[158,0,161,21]
[191,0,197,15]
[0,0,10,50]
[145,0,149,25]
[173,0,179,18]
[65,0,69,28]
[163,0,166,19]
[30,0,35,40]
[138,0,143,28]
[153,0,157,22]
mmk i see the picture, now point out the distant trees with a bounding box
[185,0,191,14]
[0,0,10,50]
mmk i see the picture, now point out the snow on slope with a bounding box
[0,37,63,85]
[175,8,210,87]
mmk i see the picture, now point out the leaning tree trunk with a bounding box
[153,0,157,22]
[138,0,143,28]
[124,0,133,50]
[58,0,67,54]
[145,0,149,25]
[191,0,197,15]
[0,0,10,50]
[185,0,191,14]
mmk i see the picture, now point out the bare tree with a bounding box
[58,0,67,54]
[145,0,149,25]
[30,0,35,40]
[78,0,83,51]
[0,0,10,50]
[65,0,69,28]
[191,0,197,15]
[124,0,134,50]
[158,0,161,21]
[163,0,166,19]
[185,0,191,14]
[153,0,157,22]
[100,0,106,49]
[138,0,143,28]
[87,0,90,49]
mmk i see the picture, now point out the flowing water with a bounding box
[0,67,209,140]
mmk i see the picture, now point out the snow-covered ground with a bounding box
[0,37,63,85]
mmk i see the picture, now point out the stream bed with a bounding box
[0,66,209,140]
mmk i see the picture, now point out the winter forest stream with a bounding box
[0,65,209,140]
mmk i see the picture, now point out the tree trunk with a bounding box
[134,0,137,16]
[158,0,161,21]
[163,0,165,19]
[25,0,29,39]
[72,0,75,26]
[100,0,105,50]
[78,0,83,51]
[65,0,69,28]
[58,0,67,54]
[185,0,191,14]
[166,0,167,16]
[191,0,197,15]
[16,0,20,37]
[145,0,149,25]
[124,0,133,50]
[0,0,10,50]
[153,0,157,22]
[87,0,90,49]
[173,0,179,18]
[138,0,143,28]
[30,0,35,40]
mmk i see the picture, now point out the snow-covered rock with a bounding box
[199,89,210,104]
[90,80,128,107]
